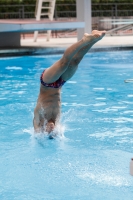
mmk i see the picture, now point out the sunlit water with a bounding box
[0,51,133,199]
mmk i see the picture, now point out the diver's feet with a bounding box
[83,30,106,43]
[91,30,106,38]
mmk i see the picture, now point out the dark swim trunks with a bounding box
[40,70,66,88]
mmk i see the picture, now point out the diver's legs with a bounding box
[42,30,106,83]
[61,30,106,81]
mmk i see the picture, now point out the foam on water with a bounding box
[6,66,22,70]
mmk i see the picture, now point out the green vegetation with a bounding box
[92,0,133,2]
[0,0,35,4]
[0,0,133,4]
[0,0,133,19]
[0,0,133,5]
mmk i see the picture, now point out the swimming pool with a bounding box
[0,50,133,199]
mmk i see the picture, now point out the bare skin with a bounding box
[33,30,106,134]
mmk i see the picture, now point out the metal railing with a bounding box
[0,3,133,19]
[0,5,35,19]
[0,4,76,19]
[92,3,133,17]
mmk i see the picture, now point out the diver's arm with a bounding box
[33,110,41,133]
[33,118,41,133]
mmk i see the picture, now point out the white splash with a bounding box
[77,171,130,186]
[23,123,66,140]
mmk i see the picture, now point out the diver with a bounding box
[33,30,106,135]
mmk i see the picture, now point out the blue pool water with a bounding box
[0,51,133,199]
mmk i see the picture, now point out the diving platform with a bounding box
[0,19,85,47]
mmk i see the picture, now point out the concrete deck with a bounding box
[0,35,133,56]
[21,35,133,49]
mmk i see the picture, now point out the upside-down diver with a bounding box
[33,30,106,136]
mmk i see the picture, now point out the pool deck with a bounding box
[22,35,133,49]
[0,35,133,56]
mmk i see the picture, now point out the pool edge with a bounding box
[0,46,133,57]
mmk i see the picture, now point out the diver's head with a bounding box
[46,120,55,133]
